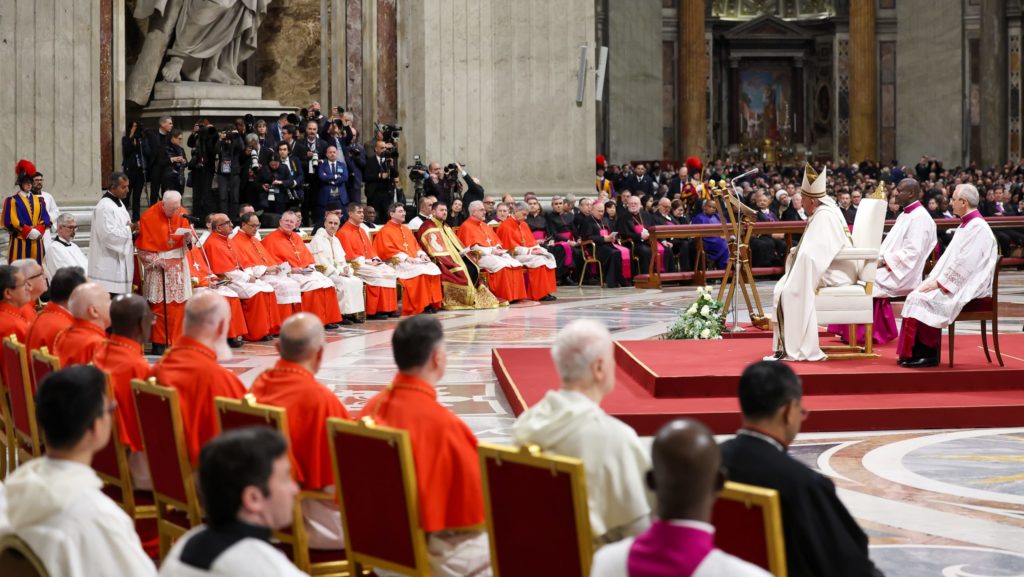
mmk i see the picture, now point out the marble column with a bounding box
[377,0,398,124]
[346,0,364,126]
[0,0,103,205]
[849,0,878,162]
[980,0,1008,166]
[679,0,707,159]
[607,0,663,162]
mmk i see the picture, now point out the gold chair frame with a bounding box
[29,346,59,392]
[477,443,593,577]
[215,394,347,576]
[0,533,50,577]
[4,336,43,468]
[718,481,788,577]
[578,240,603,287]
[92,368,155,521]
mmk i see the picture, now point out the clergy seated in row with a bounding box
[136,190,195,352]
[496,202,558,302]
[337,203,400,319]
[251,313,351,549]
[0,264,31,341]
[615,197,656,277]
[897,183,999,368]
[2,365,158,577]
[150,291,246,464]
[94,295,155,491]
[513,320,651,546]
[44,213,88,280]
[357,316,492,577]
[158,428,308,577]
[309,211,367,324]
[417,201,504,311]
[578,202,627,288]
[234,211,306,324]
[525,197,580,284]
[204,213,282,342]
[767,165,858,361]
[830,178,937,346]
[188,240,250,348]
[12,258,48,323]
[648,197,692,272]
[690,199,730,270]
[591,419,771,577]
[26,266,86,353]
[53,282,112,368]
[457,201,529,303]
[263,211,344,328]
[721,362,884,577]
[373,203,444,316]
[750,192,787,268]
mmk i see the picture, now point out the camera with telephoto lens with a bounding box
[250,148,260,170]
[377,123,402,144]
[443,163,463,182]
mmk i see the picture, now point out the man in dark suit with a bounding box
[837,190,857,226]
[981,184,1024,255]
[721,362,885,577]
[268,113,288,146]
[623,163,655,198]
[294,119,328,226]
[364,140,397,224]
[616,195,653,276]
[146,116,174,205]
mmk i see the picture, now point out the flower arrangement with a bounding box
[665,285,725,340]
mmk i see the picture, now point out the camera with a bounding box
[250,148,260,170]
[376,123,403,144]
[244,113,256,135]
[407,155,427,182]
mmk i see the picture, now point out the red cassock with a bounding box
[135,203,194,346]
[497,218,557,301]
[150,336,246,464]
[250,360,351,489]
[203,232,281,340]
[187,245,248,340]
[52,319,107,368]
[0,302,30,342]
[357,373,484,532]
[20,303,37,324]
[336,223,398,316]
[261,229,342,325]
[93,335,150,453]
[457,218,527,302]
[26,302,73,354]
[373,221,442,316]
[233,232,303,322]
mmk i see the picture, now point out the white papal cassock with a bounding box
[512,390,652,545]
[901,210,998,328]
[771,198,858,361]
[43,238,88,280]
[158,525,307,577]
[3,457,157,577]
[309,229,366,315]
[876,200,937,298]
[88,193,135,294]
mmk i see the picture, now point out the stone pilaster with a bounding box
[980,0,1008,166]
[849,0,878,162]
[679,0,707,159]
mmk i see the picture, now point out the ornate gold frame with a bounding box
[719,480,788,577]
[4,335,42,466]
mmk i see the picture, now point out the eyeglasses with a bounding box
[26,272,45,281]
[62,225,78,230]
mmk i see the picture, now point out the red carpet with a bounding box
[493,334,1024,435]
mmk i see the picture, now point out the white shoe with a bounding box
[762,351,786,362]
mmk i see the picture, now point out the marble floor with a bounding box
[224,271,1024,577]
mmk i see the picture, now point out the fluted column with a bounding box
[849,0,878,162]
[679,0,707,159]
[980,0,1007,166]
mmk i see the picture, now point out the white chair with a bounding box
[815,197,887,357]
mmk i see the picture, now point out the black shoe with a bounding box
[259,335,274,342]
[227,336,244,349]
[388,311,401,318]
[340,317,354,325]
[353,313,366,324]
[539,294,557,302]
[325,323,341,330]
[901,356,939,368]
[150,344,166,356]
[424,306,438,314]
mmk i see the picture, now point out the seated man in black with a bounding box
[578,200,625,288]
[720,362,884,577]
[615,195,653,276]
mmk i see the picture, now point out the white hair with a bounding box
[468,200,484,212]
[162,190,182,203]
[10,258,39,274]
[56,213,76,226]
[551,319,613,385]
[957,183,980,207]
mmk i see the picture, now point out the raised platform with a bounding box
[492,334,1024,435]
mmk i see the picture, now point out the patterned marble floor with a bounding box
[224,270,1024,577]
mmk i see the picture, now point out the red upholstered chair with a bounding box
[327,416,430,576]
[3,336,42,470]
[29,347,59,396]
[131,377,202,559]
[215,395,346,576]
[478,443,593,577]
[948,257,1004,368]
[711,481,787,577]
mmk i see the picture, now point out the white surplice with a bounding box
[309,229,366,314]
[392,251,442,280]
[3,457,157,577]
[875,201,937,298]
[88,194,135,294]
[512,245,557,269]
[771,199,858,361]
[512,390,652,545]
[43,238,88,280]
[464,244,523,273]
[158,525,308,577]
[901,211,998,328]
[38,190,60,247]
[350,256,399,288]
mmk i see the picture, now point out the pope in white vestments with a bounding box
[309,221,366,317]
[88,179,136,295]
[897,183,998,367]
[769,165,858,361]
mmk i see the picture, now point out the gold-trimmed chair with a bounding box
[29,347,59,395]
[131,377,203,559]
[3,336,43,469]
[711,481,787,577]
[478,443,593,577]
[327,416,430,576]
[92,369,155,522]
[215,394,347,576]
[0,533,50,577]
[578,240,603,287]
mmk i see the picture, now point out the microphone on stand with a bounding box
[730,168,759,199]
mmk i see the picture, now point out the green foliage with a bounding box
[665,285,726,340]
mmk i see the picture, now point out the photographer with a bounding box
[458,163,485,211]
[257,145,303,214]
[241,133,267,208]
[122,120,151,221]
[295,119,328,226]
[161,128,188,194]
[216,127,245,217]
[364,140,398,224]
[146,115,174,205]
[188,120,218,220]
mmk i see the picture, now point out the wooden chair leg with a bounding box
[992,316,1005,367]
[981,320,992,364]
[865,324,874,355]
[948,322,955,368]
[848,324,858,348]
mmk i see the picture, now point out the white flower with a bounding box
[700,305,710,317]
[700,328,710,339]
[688,304,697,314]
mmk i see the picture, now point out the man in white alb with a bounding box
[88,172,136,296]
[309,212,366,323]
[44,214,88,280]
[767,165,858,361]
[896,183,998,367]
